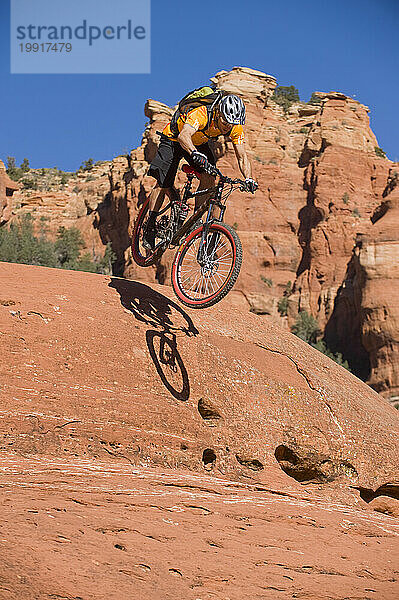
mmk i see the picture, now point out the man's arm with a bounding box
[178,122,210,171]
[177,123,197,154]
[233,143,252,179]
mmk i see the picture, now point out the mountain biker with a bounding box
[144,93,258,248]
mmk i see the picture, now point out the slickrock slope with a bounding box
[3,66,399,398]
[0,262,398,599]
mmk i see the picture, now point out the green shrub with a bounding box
[291,310,351,371]
[6,156,17,171]
[22,177,38,190]
[375,147,386,159]
[342,192,349,205]
[20,158,30,173]
[277,281,293,317]
[0,215,115,275]
[284,281,292,295]
[352,207,361,218]
[299,127,309,134]
[6,156,23,181]
[74,252,98,273]
[98,242,116,275]
[6,157,32,181]
[291,310,320,343]
[308,93,322,106]
[0,214,57,267]
[311,340,351,371]
[78,158,94,172]
[277,296,289,316]
[55,226,85,268]
[260,275,273,287]
[272,85,300,113]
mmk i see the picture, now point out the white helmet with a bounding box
[218,94,246,125]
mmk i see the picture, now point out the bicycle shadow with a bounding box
[108,278,199,402]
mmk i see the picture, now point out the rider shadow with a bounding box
[108,278,199,402]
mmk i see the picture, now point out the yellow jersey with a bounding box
[162,105,245,147]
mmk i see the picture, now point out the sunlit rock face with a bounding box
[0,262,398,599]
[0,159,20,224]
[5,67,399,397]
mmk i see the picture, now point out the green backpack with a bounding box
[169,85,227,138]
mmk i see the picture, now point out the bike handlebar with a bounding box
[206,164,246,189]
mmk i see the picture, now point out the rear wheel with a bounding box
[131,197,172,267]
[171,222,242,309]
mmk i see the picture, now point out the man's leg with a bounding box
[195,172,216,212]
[144,185,165,249]
[148,184,180,212]
[145,185,180,249]
[188,143,217,213]
[146,136,182,248]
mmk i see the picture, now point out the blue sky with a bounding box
[1,0,398,170]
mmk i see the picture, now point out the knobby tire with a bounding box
[171,222,242,309]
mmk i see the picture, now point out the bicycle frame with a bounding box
[171,174,226,246]
[147,165,244,257]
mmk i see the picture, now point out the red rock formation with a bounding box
[325,164,399,401]
[0,262,398,599]
[0,159,19,224]
[3,66,399,398]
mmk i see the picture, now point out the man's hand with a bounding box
[244,178,258,193]
[191,150,209,170]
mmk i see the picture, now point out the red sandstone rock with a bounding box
[3,66,399,397]
[370,495,399,518]
[0,262,398,599]
[0,159,19,224]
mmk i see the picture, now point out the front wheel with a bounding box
[171,222,242,309]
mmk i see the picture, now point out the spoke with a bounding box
[208,275,217,294]
[195,273,205,295]
[214,264,231,274]
[204,273,211,297]
[215,248,230,260]
[214,257,232,267]
[187,271,203,294]
[177,229,236,300]
[183,271,201,290]
[180,262,201,281]
[207,242,229,262]
[211,271,226,285]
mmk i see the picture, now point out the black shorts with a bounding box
[148,135,216,188]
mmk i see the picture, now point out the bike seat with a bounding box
[182,164,201,179]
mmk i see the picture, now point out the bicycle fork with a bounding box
[197,201,226,265]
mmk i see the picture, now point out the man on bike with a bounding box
[144,93,258,248]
